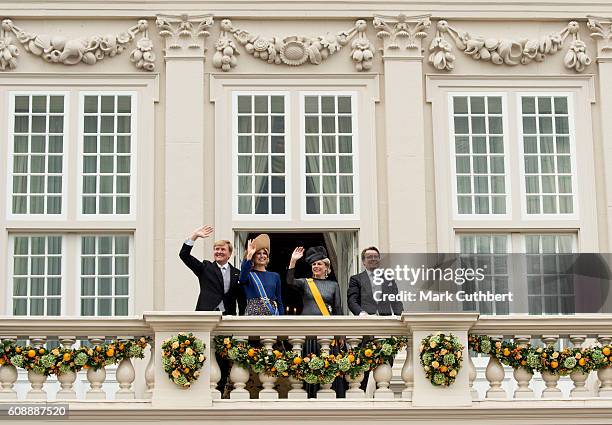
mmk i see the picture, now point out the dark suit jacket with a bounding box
[179,243,245,315]
[347,270,403,316]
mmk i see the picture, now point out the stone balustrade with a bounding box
[0,313,611,409]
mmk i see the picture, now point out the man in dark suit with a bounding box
[347,246,403,391]
[348,246,403,317]
[179,225,245,395]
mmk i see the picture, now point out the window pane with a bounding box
[521,96,574,215]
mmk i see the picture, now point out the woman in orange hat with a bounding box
[238,234,284,316]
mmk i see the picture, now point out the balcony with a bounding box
[1,313,612,424]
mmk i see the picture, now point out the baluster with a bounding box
[0,337,18,400]
[400,337,413,401]
[513,335,534,399]
[345,336,365,399]
[287,336,307,399]
[317,336,335,399]
[209,339,221,400]
[26,336,48,400]
[540,335,562,399]
[229,336,250,400]
[466,341,478,400]
[56,336,77,400]
[569,335,589,398]
[597,335,612,397]
[373,336,394,400]
[258,337,278,400]
[144,339,155,399]
[115,338,135,399]
[85,336,107,400]
[485,335,506,399]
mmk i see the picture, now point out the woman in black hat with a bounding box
[287,246,342,315]
[287,245,345,397]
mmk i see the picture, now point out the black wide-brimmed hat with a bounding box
[305,246,328,264]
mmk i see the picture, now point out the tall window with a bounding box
[9,94,65,215]
[525,234,575,314]
[11,235,62,316]
[81,94,133,215]
[520,96,574,215]
[451,95,507,215]
[304,94,355,215]
[80,235,130,316]
[458,234,510,314]
[236,94,287,215]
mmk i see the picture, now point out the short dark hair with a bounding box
[361,246,380,261]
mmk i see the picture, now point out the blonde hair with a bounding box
[312,258,331,278]
[213,240,233,253]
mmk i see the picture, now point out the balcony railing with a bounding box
[1,313,612,414]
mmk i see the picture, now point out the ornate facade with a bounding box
[1,1,612,424]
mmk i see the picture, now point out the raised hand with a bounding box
[289,246,304,268]
[246,239,257,260]
[191,225,213,241]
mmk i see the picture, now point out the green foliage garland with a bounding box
[419,333,464,386]
[214,335,407,385]
[469,335,612,376]
[161,332,206,387]
[1,337,150,375]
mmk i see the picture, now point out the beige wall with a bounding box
[0,3,611,313]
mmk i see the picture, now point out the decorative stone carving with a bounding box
[587,16,612,58]
[429,20,591,72]
[429,21,455,71]
[212,19,239,71]
[213,19,373,71]
[0,19,155,71]
[0,20,19,70]
[373,14,432,56]
[155,14,213,53]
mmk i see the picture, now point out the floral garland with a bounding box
[419,333,464,386]
[469,335,612,375]
[214,336,407,385]
[161,333,206,387]
[1,337,149,376]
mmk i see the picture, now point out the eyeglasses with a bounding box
[364,254,380,260]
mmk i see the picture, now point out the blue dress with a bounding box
[239,260,284,315]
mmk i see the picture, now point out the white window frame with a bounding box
[76,233,135,317]
[448,92,511,221]
[299,91,360,220]
[427,75,597,252]
[7,233,66,317]
[231,91,291,220]
[77,91,138,221]
[517,92,579,221]
[6,91,70,221]
[211,74,379,246]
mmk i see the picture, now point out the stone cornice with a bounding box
[2,2,612,19]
